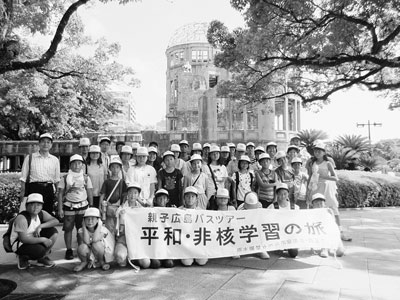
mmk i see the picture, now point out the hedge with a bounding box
[1,171,400,223]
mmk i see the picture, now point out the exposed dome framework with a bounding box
[167,22,210,49]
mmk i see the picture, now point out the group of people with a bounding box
[9,133,350,271]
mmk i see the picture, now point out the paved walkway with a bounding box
[1,208,399,300]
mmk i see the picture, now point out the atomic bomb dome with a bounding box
[167,22,210,49]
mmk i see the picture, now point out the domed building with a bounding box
[165,22,301,145]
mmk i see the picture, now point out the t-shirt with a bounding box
[204,164,228,196]
[87,163,107,196]
[100,179,127,204]
[232,171,253,201]
[255,169,276,202]
[126,165,157,204]
[59,172,93,204]
[267,202,299,210]
[158,168,183,207]
[293,171,308,201]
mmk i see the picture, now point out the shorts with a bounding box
[63,204,88,231]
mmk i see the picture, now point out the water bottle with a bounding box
[101,200,107,221]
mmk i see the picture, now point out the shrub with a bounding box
[0,173,22,224]
[337,170,400,208]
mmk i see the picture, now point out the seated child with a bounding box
[180,186,208,266]
[267,183,299,258]
[114,182,150,269]
[311,193,345,258]
[150,189,175,269]
[238,192,269,259]
[215,188,236,211]
[74,207,115,272]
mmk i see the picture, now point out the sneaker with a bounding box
[65,249,74,260]
[259,252,270,259]
[341,231,352,242]
[37,256,55,268]
[17,255,30,270]
[319,248,328,258]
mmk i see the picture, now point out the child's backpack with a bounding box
[2,211,44,253]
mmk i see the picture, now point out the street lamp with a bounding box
[356,120,382,150]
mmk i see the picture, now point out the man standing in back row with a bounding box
[20,133,60,215]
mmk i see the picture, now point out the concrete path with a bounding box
[1,208,399,300]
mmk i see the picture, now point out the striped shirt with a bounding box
[20,152,60,183]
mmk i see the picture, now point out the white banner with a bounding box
[124,207,341,260]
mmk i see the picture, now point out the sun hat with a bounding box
[155,189,169,197]
[216,188,229,199]
[39,133,53,142]
[99,136,111,144]
[84,207,100,218]
[276,183,289,193]
[136,147,149,156]
[70,154,84,163]
[127,182,141,193]
[221,146,230,153]
[79,137,90,147]
[287,145,300,153]
[179,140,189,146]
[266,141,277,149]
[26,193,44,204]
[291,157,302,164]
[148,146,158,154]
[246,142,255,148]
[313,141,326,151]
[228,143,236,148]
[170,144,181,152]
[258,153,271,161]
[89,145,101,153]
[203,143,211,149]
[243,192,261,209]
[189,154,203,162]
[109,155,122,167]
[192,143,202,151]
[120,145,133,155]
[210,145,220,153]
[275,151,287,160]
[162,151,175,159]
[238,155,251,163]
[255,146,265,153]
[312,193,326,202]
[184,186,198,196]
[131,142,140,150]
[236,143,246,152]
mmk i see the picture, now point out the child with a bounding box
[255,153,276,208]
[215,188,236,211]
[114,182,150,269]
[291,157,309,209]
[180,186,208,266]
[58,154,93,260]
[100,156,127,235]
[237,192,269,259]
[267,183,299,258]
[232,155,254,207]
[73,207,115,272]
[86,145,107,209]
[182,154,210,210]
[311,193,345,258]
[157,151,183,208]
[150,189,175,269]
[274,151,295,204]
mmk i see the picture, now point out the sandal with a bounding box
[73,262,87,272]
[101,263,110,271]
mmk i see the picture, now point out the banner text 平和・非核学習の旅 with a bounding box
[123,207,341,260]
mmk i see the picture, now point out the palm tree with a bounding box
[297,129,329,155]
[335,134,370,152]
[329,144,358,170]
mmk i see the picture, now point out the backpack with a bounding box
[3,211,44,253]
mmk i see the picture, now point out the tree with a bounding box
[335,134,370,152]
[207,0,400,109]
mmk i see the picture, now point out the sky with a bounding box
[74,0,399,142]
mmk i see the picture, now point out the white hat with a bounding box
[276,183,289,193]
[162,151,175,159]
[312,193,326,202]
[221,146,230,153]
[131,142,140,150]
[84,207,100,218]
[39,133,53,141]
[203,143,211,149]
[170,144,181,152]
[236,143,246,152]
[148,146,158,154]
[89,145,101,153]
[127,182,141,192]
[313,141,326,151]
[99,136,111,144]
[109,155,122,167]
[246,142,255,148]
[26,193,44,204]
[266,142,277,148]
[192,143,202,151]
[155,189,169,197]
[238,155,251,163]
[228,143,236,148]
[275,151,287,160]
[255,146,265,153]
[79,137,90,147]
[210,145,220,153]
[189,154,203,162]
[120,145,133,155]
[258,153,271,161]
[244,192,261,209]
[179,140,189,146]
[70,154,84,163]
[291,157,302,164]
[287,145,300,153]
[136,147,149,156]
[216,188,229,198]
[184,186,198,195]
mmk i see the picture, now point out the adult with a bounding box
[99,137,111,167]
[10,193,59,269]
[179,140,191,162]
[20,133,60,215]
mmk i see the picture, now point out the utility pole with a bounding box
[356,120,382,150]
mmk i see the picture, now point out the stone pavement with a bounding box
[1,208,399,300]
